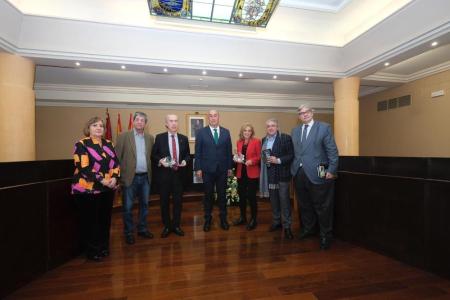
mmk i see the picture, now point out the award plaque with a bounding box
[262,149,271,167]
[317,163,328,178]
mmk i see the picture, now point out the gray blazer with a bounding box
[291,121,338,184]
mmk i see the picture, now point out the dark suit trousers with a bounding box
[238,172,258,220]
[294,168,334,239]
[159,170,183,228]
[203,169,228,220]
[74,191,114,256]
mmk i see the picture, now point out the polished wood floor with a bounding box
[7,201,450,300]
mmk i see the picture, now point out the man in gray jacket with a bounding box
[291,105,339,250]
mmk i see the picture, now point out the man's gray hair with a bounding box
[297,104,314,112]
[266,118,278,126]
[133,111,148,123]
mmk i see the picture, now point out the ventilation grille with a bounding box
[377,100,388,111]
[398,95,412,107]
[377,95,411,112]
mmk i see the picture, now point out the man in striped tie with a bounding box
[151,114,191,238]
[194,110,233,232]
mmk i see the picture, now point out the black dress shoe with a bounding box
[268,224,282,232]
[246,219,257,231]
[233,216,247,226]
[125,234,135,245]
[100,249,110,257]
[203,220,211,232]
[138,231,154,239]
[220,219,230,230]
[284,228,294,240]
[87,254,102,262]
[173,227,185,236]
[161,227,171,238]
[320,237,331,250]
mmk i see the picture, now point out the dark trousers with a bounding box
[203,170,228,220]
[238,176,258,220]
[294,168,334,239]
[159,170,183,228]
[74,191,114,257]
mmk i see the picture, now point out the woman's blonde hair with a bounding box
[239,122,255,140]
[83,116,104,137]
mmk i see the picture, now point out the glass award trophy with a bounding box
[233,152,245,163]
[164,156,177,168]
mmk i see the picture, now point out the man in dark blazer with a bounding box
[194,109,233,232]
[151,114,190,238]
[291,105,339,250]
[261,118,294,239]
[116,112,154,245]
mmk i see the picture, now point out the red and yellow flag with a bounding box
[116,113,122,138]
[128,113,133,131]
[105,109,112,140]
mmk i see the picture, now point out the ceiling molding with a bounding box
[345,21,450,77]
[358,86,389,97]
[35,99,334,114]
[365,60,450,83]
[34,83,335,110]
[0,36,16,53]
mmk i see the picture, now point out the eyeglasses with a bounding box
[298,110,312,116]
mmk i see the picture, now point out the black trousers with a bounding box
[237,175,258,220]
[294,168,334,239]
[74,191,114,256]
[159,170,183,228]
[203,170,228,220]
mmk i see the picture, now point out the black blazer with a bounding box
[194,126,232,174]
[262,132,294,183]
[151,132,190,182]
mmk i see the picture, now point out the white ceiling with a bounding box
[280,0,351,12]
[382,44,450,76]
[2,0,450,111]
[35,65,379,96]
[6,0,412,46]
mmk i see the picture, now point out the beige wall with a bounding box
[360,69,450,157]
[36,106,334,160]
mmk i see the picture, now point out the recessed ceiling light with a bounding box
[163,68,168,72]
[202,70,207,75]
[199,78,203,81]
[121,65,126,69]
[384,62,390,67]
[305,77,310,81]
[431,41,438,47]
[238,73,243,77]
[273,75,277,79]
[75,62,80,66]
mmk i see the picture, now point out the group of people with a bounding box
[71,106,338,262]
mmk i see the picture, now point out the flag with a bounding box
[128,113,133,131]
[116,113,122,138]
[105,109,112,140]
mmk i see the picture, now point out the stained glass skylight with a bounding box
[148,0,279,28]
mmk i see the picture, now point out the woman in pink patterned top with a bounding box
[72,116,120,262]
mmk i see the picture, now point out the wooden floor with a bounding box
[7,201,450,300]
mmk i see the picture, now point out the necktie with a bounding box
[171,134,178,170]
[301,124,308,142]
[213,128,219,144]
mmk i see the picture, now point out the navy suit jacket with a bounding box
[291,121,339,184]
[194,126,232,174]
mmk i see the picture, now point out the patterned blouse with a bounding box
[71,137,120,194]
